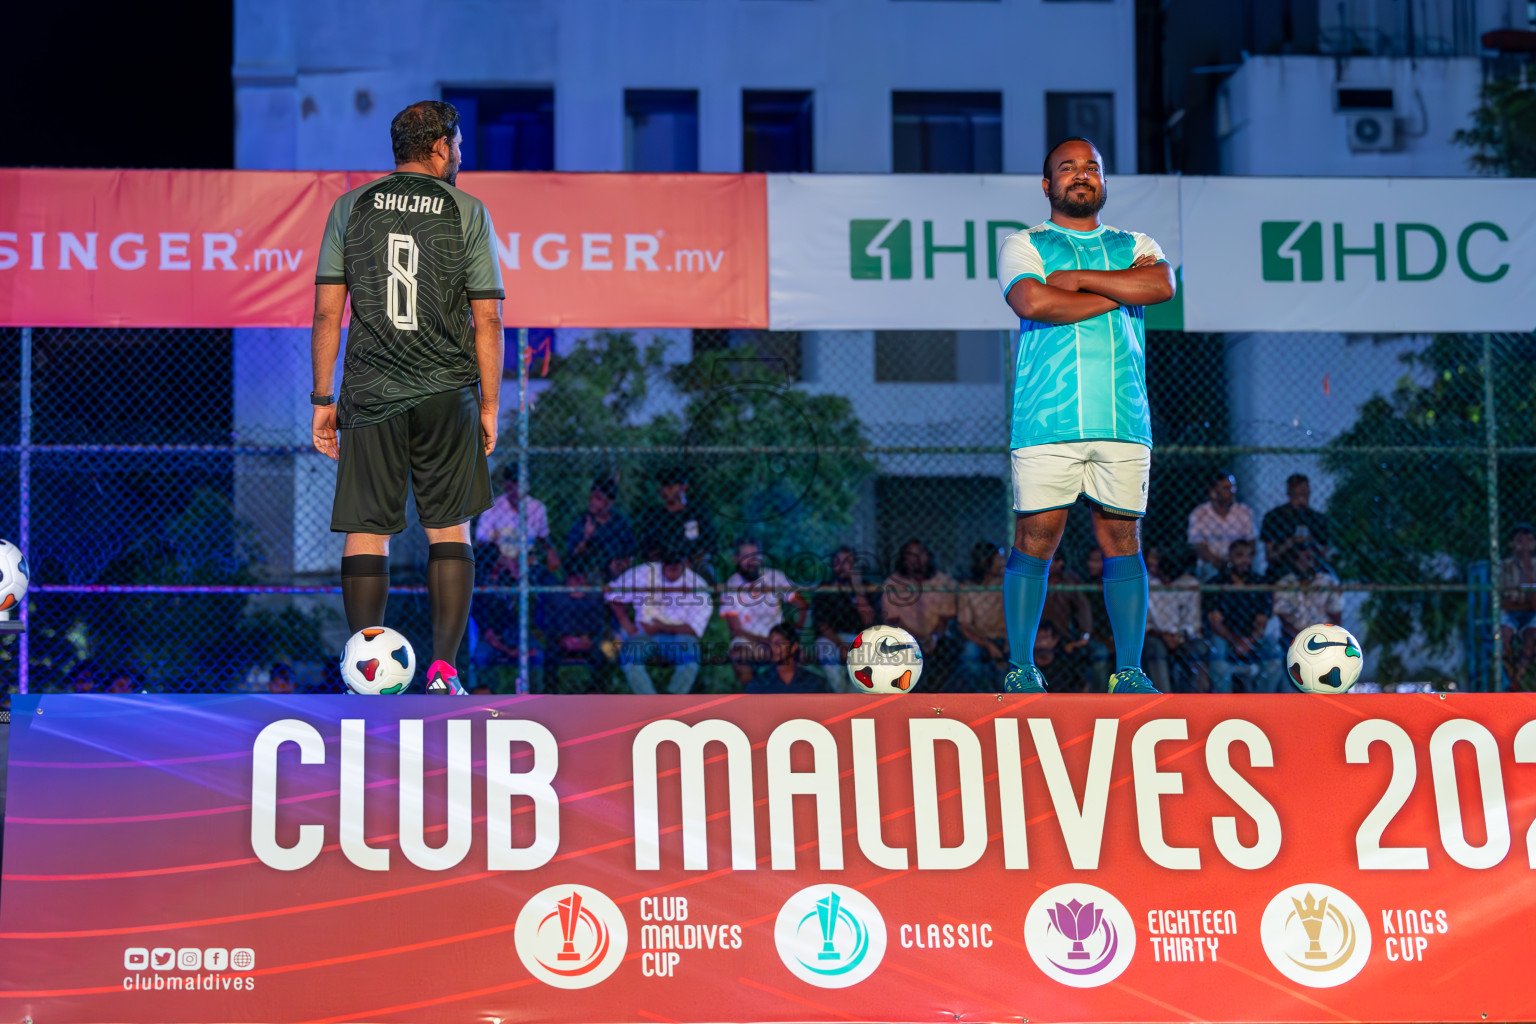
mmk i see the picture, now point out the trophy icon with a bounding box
[1047,899,1103,960]
[556,892,585,961]
[1292,892,1330,960]
[815,892,842,961]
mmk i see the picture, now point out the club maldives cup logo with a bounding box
[514,885,629,989]
[774,884,888,988]
[1023,883,1137,987]
[1260,883,1372,988]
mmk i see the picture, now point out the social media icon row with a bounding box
[124,947,254,972]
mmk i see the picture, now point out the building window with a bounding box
[874,331,1003,383]
[441,88,554,171]
[626,90,699,172]
[692,329,804,381]
[743,90,814,172]
[1045,92,1116,172]
[892,92,1002,173]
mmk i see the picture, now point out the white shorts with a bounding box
[1011,439,1150,517]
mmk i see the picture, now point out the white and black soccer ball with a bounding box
[1287,622,1363,693]
[0,539,29,618]
[340,627,416,694]
[846,624,923,694]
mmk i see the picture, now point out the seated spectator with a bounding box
[1188,471,1256,581]
[106,670,140,694]
[476,467,560,582]
[746,623,832,694]
[267,663,295,694]
[1272,542,1343,650]
[1261,473,1332,577]
[810,546,878,692]
[605,549,714,695]
[565,477,637,581]
[1143,547,1208,693]
[1206,539,1281,692]
[1041,558,1093,670]
[1500,523,1536,689]
[1081,546,1113,685]
[67,662,101,693]
[882,540,959,690]
[539,559,611,692]
[637,467,717,579]
[957,542,1009,691]
[470,569,548,691]
[721,539,807,686]
[1034,619,1084,693]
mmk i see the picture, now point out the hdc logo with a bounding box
[1260,220,1509,283]
[849,218,1026,281]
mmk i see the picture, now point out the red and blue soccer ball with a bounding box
[340,627,416,694]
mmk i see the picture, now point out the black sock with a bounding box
[427,542,475,670]
[340,554,390,634]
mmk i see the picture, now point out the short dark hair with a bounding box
[1209,469,1235,488]
[768,622,799,645]
[1513,522,1535,539]
[1286,473,1310,490]
[1042,136,1098,180]
[656,466,689,487]
[391,101,460,165]
[1229,538,1256,557]
[591,477,618,500]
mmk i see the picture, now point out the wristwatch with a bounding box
[310,393,335,406]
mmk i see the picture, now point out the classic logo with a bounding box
[515,884,629,989]
[774,884,887,988]
[1023,883,1137,988]
[1260,220,1509,283]
[1260,884,1372,987]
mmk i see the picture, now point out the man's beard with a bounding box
[1049,180,1108,218]
[444,158,460,186]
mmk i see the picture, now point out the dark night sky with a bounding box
[4,0,233,168]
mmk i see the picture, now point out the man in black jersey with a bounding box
[310,100,505,695]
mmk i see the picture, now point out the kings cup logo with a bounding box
[774,884,887,988]
[1260,883,1371,988]
[515,885,628,989]
[1023,883,1137,987]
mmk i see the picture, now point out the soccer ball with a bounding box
[0,539,28,618]
[1286,623,1363,693]
[846,625,924,693]
[340,627,416,694]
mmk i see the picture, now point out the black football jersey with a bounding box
[316,171,504,427]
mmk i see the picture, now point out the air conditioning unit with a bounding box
[1334,86,1398,152]
[1346,112,1396,151]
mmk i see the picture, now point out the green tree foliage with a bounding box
[1323,335,1536,657]
[1454,64,1536,177]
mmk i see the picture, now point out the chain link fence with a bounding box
[2,326,1533,704]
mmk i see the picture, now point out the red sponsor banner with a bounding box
[0,170,768,328]
[1,693,1534,1023]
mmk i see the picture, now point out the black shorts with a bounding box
[331,387,492,534]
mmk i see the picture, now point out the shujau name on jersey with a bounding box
[248,715,1303,874]
[371,192,446,215]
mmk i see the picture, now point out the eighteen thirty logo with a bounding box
[1260,220,1509,283]
[514,885,629,989]
[1023,883,1137,988]
[773,884,887,988]
[1259,883,1372,988]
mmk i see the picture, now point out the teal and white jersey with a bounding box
[996,222,1166,449]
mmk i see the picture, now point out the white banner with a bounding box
[767,174,1182,331]
[1180,176,1536,332]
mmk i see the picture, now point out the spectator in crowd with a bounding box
[605,548,714,695]
[475,466,560,581]
[1500,523,1536,688]
[67,662,101,693]
[1033,619,1083,692]
[1188,471,1256,580]
[883,540,960,689]
[1207,539,1282,692]
[267,663,295,694]
[1041,557,1094,670]
[958,542,1009,690]
[470,586,543,692]
[539,559,611,692]
[721,539,808,686]
[746,622,833,694]
[1143,547,1208,693]
[106,670,139,694]
[638,467,717,578]
[1272,542,1344,650]
[810,546,878,692]
[1081,546,1114,685]
[565,476,636,581]
[1261,473,1332,576]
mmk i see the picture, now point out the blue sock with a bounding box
[1003,548,1051,669]
[1102,553,1149,671]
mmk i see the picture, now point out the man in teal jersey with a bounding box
[995,137,1176,694]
